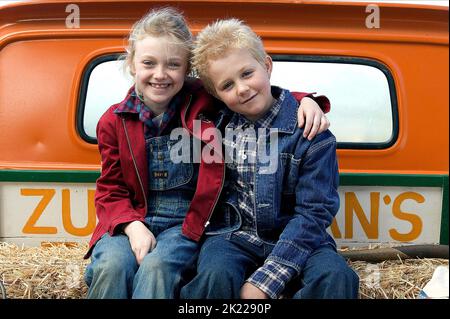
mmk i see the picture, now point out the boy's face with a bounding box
[132,35,188,114]
[207,48,274,121]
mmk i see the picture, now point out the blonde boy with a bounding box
[180,19,359,299]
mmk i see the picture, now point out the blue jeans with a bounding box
[85,223,199,299]
[180,233,359,299]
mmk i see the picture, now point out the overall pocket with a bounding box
[146,135,195,222]
[147,135,194,191]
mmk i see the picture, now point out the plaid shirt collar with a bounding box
[115,85,181,137]
[227,87,285,130]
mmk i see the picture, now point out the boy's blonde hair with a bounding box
[192,18,267,95]
[124,7,193,76]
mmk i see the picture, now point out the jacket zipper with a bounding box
[122,117,147,215]
[182,95,225,228]
[203,163,225,228]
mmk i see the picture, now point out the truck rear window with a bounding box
[78,54,398,149]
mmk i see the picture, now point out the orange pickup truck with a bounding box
[0,0,448,247]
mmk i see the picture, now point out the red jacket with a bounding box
[85,79,329,258]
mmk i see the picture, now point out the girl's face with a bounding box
[132,35,189,114]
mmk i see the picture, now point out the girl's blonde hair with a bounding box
[124,7,193,76]
[192,18,267,95]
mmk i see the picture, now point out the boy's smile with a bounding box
[208,48,275,121]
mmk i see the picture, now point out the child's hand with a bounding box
[124,220,157,265]
[298,97,330,140]
[240,282,269,299]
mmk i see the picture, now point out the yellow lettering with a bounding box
[389,192,423,242]
[330,218,342,239]
[61,189,96,236]
[21,189,57,234]
[345,192,379,239]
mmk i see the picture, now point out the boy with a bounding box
[179,19,359,299]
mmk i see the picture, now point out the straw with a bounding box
[0,241,447,299]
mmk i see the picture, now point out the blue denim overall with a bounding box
[85,134,201,299]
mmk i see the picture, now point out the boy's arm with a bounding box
[245,133,339,299]
[243,260,295,299]
[292,92,330,113]
[298,97,330,140]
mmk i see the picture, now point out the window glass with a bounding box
[80,56,396,148]
[82,59,133,138]
[270,61,394,144]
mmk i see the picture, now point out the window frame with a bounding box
[77,54,399,149]
[77,53,123,144]
[271,55,399,150]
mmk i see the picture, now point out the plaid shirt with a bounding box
[224,89,296,299]
[115,86,180,138]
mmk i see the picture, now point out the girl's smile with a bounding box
[132,35,189,115]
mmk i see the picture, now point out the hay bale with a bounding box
[341,243,448,299]
[349,258,448,299]
[0,242,89,299]
[0,241,448,299]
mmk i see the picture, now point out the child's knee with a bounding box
[139,254,166,272]
[93,254,137,278]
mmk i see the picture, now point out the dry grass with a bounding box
[0,241,448,299]
[349,258,448,299]
[0,242,89,299]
